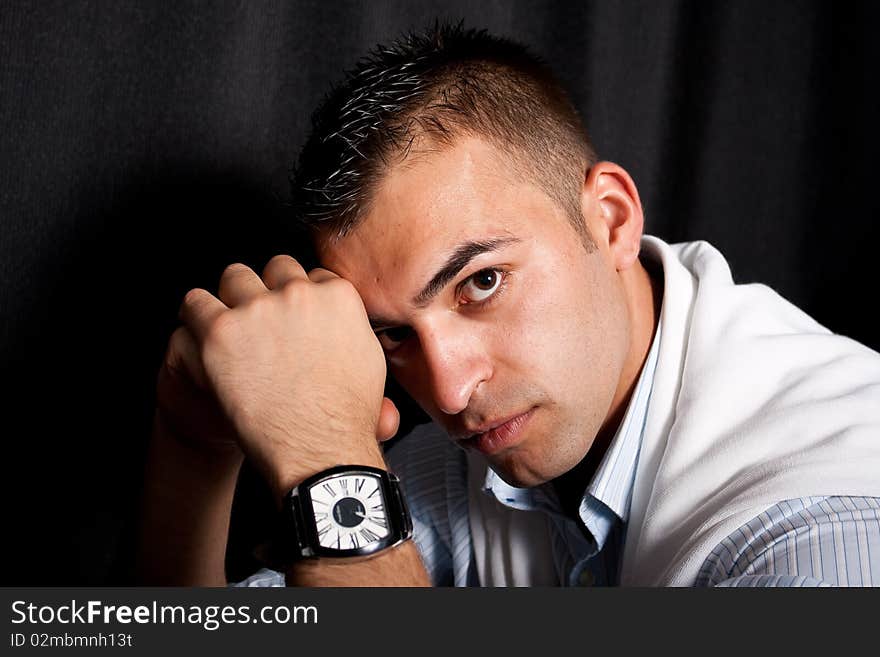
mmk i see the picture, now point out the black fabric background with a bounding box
[0,1,876,584]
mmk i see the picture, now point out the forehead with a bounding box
[319,137,563,285]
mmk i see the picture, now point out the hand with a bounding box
[159,256,400,496]
[157,328,400,455]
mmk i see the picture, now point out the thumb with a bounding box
[375,396,401,443]
[162,326,209,389]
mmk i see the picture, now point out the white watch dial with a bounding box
[307,473,390,550]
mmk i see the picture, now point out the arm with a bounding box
[136,317,248,586]
[139,256,430,586]
[703,496,880,587]
[135,413,242,586]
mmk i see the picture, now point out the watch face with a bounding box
[306,472,390,552]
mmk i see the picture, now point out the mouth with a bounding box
[459,407,536,456]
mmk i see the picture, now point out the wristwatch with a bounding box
[256,465,413,570]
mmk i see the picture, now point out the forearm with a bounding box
[151,255,426,586]
[136,412,243,586]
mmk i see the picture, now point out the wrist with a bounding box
[265,437,387,503]
[284,541,430,586]
[259,463,413,575]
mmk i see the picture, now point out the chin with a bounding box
[489,454,557,489]
[491,435,588,489]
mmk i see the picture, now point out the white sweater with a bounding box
[619,237,880,585]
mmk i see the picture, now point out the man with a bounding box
[137,25,880,587]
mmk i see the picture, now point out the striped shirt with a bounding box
[234,322,880,587]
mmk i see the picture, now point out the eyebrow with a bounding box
[367,236,521,330]
[413,236,521,307]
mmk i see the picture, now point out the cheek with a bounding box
[503,272,596,370]
[510,264,625,404]
[492,294,555,370]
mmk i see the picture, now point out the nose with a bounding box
[416,319,492,416]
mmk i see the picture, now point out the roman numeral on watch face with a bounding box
[360,527,380,542]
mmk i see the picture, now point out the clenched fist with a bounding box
[157,255,400,498]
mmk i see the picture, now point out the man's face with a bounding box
[320,137,631,487]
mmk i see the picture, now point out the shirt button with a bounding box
[578,570,595,587]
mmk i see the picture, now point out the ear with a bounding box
[581,161,645,271]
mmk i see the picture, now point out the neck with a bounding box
[552,256,663,518]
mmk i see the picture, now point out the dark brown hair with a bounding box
[290,23,597,245]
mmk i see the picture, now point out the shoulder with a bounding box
[626,239,880,585]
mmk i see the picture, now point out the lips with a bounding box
[460,408,536,456]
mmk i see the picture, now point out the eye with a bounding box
[375,325,413,352]
[460,268,504,303]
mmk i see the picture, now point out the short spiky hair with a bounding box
[290,23,597,243]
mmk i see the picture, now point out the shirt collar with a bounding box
[584,317,662,522]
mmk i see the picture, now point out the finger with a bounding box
[163,326,209,389]
[376,396,401,443]
[218,263,268,307]
[156,326,211,428]
[307,267,340,284]
[262,254,308,290]
[157,327,240,451]
[179,288,227,342]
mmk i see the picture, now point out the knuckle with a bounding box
[160,328,192,385]
[307,266,336,280]
[168,325,187,352]
[279,277,309,299]
[181,287,207,309]
[267,254,296,267]
[221,262,250,279]
[327,276,355,294]
[263,254,299,276]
